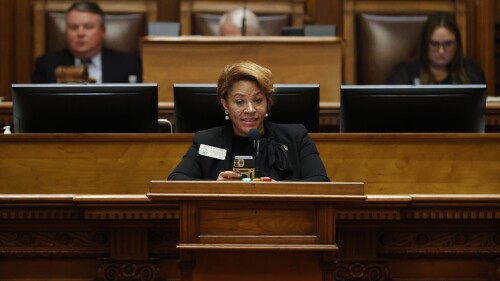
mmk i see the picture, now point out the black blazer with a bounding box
[31,48,142,83]
[386,58,486,85]
[168,121,330,182]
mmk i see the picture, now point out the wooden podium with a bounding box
[148,181,365,281]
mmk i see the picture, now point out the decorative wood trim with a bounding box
[96,259,161,281]
[334,262,389,281]
[0,195,497,279]
[0,229,109,257]
[377,228,500,257]
[84,208,179,220]
[403,209,499,220]
[337,209,402,220]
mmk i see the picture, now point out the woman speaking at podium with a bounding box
[168,61,329,182]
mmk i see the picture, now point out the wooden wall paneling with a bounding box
[495,0,500,96]
[157,0,180,22]
[306,0,343,29]
[463,0,474,57]
[463,0,495,97]
[0,0,15,102]
[337,218,500,280]
[497,0,500,21]
[15,0,36,94]
[1,133,500,195]
[0,195,498,280]
[305,0,316,23]
[473,0,495,97]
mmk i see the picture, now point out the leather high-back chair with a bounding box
[356,13,428,85]
[343,0,467,85]
[180,0,305,35]
[33,0,158,60]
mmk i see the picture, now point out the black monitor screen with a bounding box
[12,83,158,133]
[340,84,487,133]
[174,84,320,133]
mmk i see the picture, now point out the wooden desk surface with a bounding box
[1,133,498,195]
[141,36,343,103]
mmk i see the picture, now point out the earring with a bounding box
[225,110,229,120]
[265,113,268,118]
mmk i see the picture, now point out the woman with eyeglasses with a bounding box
[386,12,485,85]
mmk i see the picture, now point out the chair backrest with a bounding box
[193,12,290,36]
[343,0,467,85]
[33,0,158,60]
[180,0,305,35]
[356,14,427,84]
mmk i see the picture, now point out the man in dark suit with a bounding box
[32,1,142,83]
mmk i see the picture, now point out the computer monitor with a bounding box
[147,22,180,36]
[173,84,320,133]
[281,26,305,36]
[282,25,337,36]
[340,84,487,133]
[304,25,336,36]
[12,83,159,133]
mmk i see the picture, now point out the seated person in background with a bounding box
[32,1,142,83]
[219,8,261,36]
[386,12,485,85]
[168,61,330,182]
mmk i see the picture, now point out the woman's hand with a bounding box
[217,171,242,181]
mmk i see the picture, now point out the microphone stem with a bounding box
[242,0,247,36]
[255,139,260,178]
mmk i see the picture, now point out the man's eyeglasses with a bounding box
[429,40,456,52]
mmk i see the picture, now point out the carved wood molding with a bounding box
[96,260,161,281]
[403,208,499,220]
[377,229,500,257]
[0,206,180,221]
[84,208,179,220]
[0,209,83,220]
[339,196,500,221]
[334,262,389,281]
[0,230,109,257]
[0,227,180,258]
[337,208,401,220]
[338,208,499,221]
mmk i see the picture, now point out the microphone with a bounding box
[241,0,247,36]
[247,128,260,178]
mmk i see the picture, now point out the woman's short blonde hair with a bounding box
[217,61,275,109]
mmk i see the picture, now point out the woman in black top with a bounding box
[168,61,330,182]
[386,12,485,85]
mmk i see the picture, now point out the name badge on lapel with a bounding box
[199,144,226,160]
